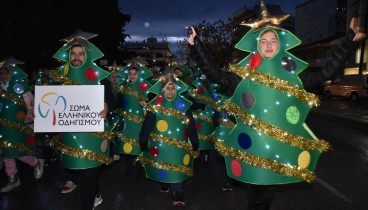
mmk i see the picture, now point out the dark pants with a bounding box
[161,182,183,193]
[246,184,276,210]
[63,168,79,184]
[80,166,100,210]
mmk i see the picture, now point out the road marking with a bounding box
[316,177,352,203]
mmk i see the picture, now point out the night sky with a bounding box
[119,0,308,44]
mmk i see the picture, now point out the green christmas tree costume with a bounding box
[216,4,330,184]
[51,31,113,169]
[212,95,235,145]
[114,65,152,155]
[138,75,198,183]
[0,58,36,158]
[189,79,219,150]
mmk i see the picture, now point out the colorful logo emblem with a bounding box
[38,92,67,125]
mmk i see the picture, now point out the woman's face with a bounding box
[0,67,11,83]
[129,69,139,82]
[259,30,279,58]
[165,83,176,99]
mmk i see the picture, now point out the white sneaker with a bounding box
[61,181,77,194]
[33,159,44,179]
[93,193,103,209]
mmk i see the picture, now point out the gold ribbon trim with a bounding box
[116,108,144,124]
[193,113,214,126]
[137,156,194,177]
[0,140,35,156]
[0,118,34,136]
[219,119,235,129]
[189,91,219,110]
[116,133,139,147]
[145,104,189,124]
[149,132,199,157]
[0,89,26,107]
[56,141,112,165]
[224,101,330,152]
[89,131,115,141]
[115,86,146,102]
[198,133,213,143]
[229,64,320,107]
[215,141,315,183]
[49,70,81,85]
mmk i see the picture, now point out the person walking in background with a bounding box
[0,58,44,193]
[139,71,199,206]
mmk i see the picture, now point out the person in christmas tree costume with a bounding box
[138,71,199,207]
[188,0,364,208]
[211,93,236,192]
[189,76,219,165]
[0,58,44,193]
[105,61,124,162]
[50,30,115,210]
[113,60,152,180]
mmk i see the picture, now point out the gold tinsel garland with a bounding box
[0,140,35,156]
[137,156,194,177]
[89,131,115,141]
[145,104,189,124]
[198,133,213,143]
[0,118,34,136]
[229,64,320,107]
[149,132,199,157]
[215,141,315,183]
[189,92,219,110]
[224,101,330,152]
[116,133,140,147]
[193,113,214,126]
[114,86,146,102]
[0,89,26,107]
[219,119,235,129]
[116,108,144,124]
[56,141,112,165]
[49,70,81,85]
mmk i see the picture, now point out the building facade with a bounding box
[124,37,173,68]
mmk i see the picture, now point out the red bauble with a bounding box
[85,68,98,81]
[197,87,204,94]
[139,82,148,92]
[248,52,262,69]
[184,129,188,139]
[27,136,35,146]
[149,146,159,157]
[155,94,164,105]
[195,122,201,130]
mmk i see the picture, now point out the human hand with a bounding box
[99,103,108,119]
[350,17,367,42]
[25,108,34,123]
[188,26,197,45]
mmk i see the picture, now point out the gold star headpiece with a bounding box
[241,0,290,32]
[124,56,149,67]
[0,57,24,72]
[61,29,98,51]
[159,69,179,88]
[106,60,122,72]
